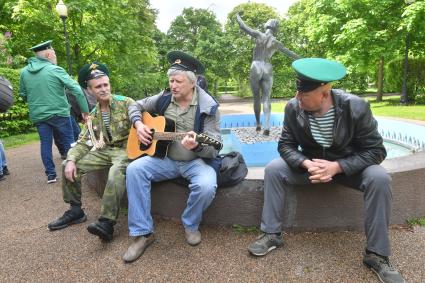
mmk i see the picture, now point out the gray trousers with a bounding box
[261,158,392,256]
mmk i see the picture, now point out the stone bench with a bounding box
[83,151,425,231]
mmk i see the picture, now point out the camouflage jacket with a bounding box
[67,95,134,162]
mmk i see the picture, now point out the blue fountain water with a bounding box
[220,114,424,167]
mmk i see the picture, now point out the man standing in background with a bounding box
[19,40,89,183]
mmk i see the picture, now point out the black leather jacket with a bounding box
[278,89,386,176]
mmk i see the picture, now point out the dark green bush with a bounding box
[385,57,425,102]
[338,70,368,94]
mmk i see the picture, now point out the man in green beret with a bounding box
[122,51,221,263]
[247,58,405,283]
[19,40,89,183]
[48,62,135,242]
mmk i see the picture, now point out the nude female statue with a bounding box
[236,13,300,135]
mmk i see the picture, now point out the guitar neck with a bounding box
[153,132,188,141]
[152,131,222,150]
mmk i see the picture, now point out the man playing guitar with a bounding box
[123,51,221,263]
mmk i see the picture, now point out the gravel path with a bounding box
[2,96,424,282]
[0,142,424,282]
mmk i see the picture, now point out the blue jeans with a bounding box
[0,140,6,175]
[36,115,74,177]
[70,115,81,141]
[53,116,80,154]
[126,156,217,236]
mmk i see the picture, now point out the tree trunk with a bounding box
[214,81,218,96]
[376,57,384,102]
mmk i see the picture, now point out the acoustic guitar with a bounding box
[127,111,222,160]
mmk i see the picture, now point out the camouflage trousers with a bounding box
[62,147,129,221]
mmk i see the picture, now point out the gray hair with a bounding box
[166,68,197,84]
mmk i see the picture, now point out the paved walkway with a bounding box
[1,97,424,282]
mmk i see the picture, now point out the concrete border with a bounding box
[84,151,425,231]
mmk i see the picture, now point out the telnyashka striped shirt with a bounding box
[308,106,335,148]
[101,111,112,141]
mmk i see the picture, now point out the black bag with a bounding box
[0,76,13,113]
[217,151,248,187]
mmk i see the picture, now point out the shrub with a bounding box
[385,57,425,102]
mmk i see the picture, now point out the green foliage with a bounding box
[407,217,425,227]
[338,69,368,94]
[286,0,425,100]
[0,67,34,137]
[225,3,295,97]
[165,7,230,96]
[385,57,425,101]
[167,7,221,52]
[232,224,260,234]
[2,0,425,103]
[4,0,159,99]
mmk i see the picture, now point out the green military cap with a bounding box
[167,51,205,75]
[29,40,53,52]
[292,58,346,92]
[78,62,110,88]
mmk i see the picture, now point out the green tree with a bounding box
[225,3,296,97]
[167,7,222,52]
[3,0,159,98]
[166,7,230,96]
[286,0,425,101]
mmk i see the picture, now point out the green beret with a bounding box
[167,51,205,75]
[78,62,110,88]
[292,58,346,92]
[29,40,53,52]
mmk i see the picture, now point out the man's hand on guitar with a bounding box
[181,131,198,151]
[135,120,152,146]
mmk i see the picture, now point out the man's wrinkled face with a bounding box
[168,73,195,100]
[87,76,111,103]
[295,87,325,113]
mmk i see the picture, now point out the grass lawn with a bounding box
[1,132,39,148]
[366,96,425,121]
[271,95,425,121]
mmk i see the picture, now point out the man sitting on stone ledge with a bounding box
[247,58,405,283]
[48,62,134,242]
[122,51,221,263]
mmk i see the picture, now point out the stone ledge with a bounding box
[82,151,425,231]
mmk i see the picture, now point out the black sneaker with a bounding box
[3,166,9,175]
[47,175,57,184]
[87,218,114,241]
[48,207,87,231]
[248,233,283,256]
[363,252,405,283]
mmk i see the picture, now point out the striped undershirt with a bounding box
[101,111,112,140]
[308,106,335,148]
